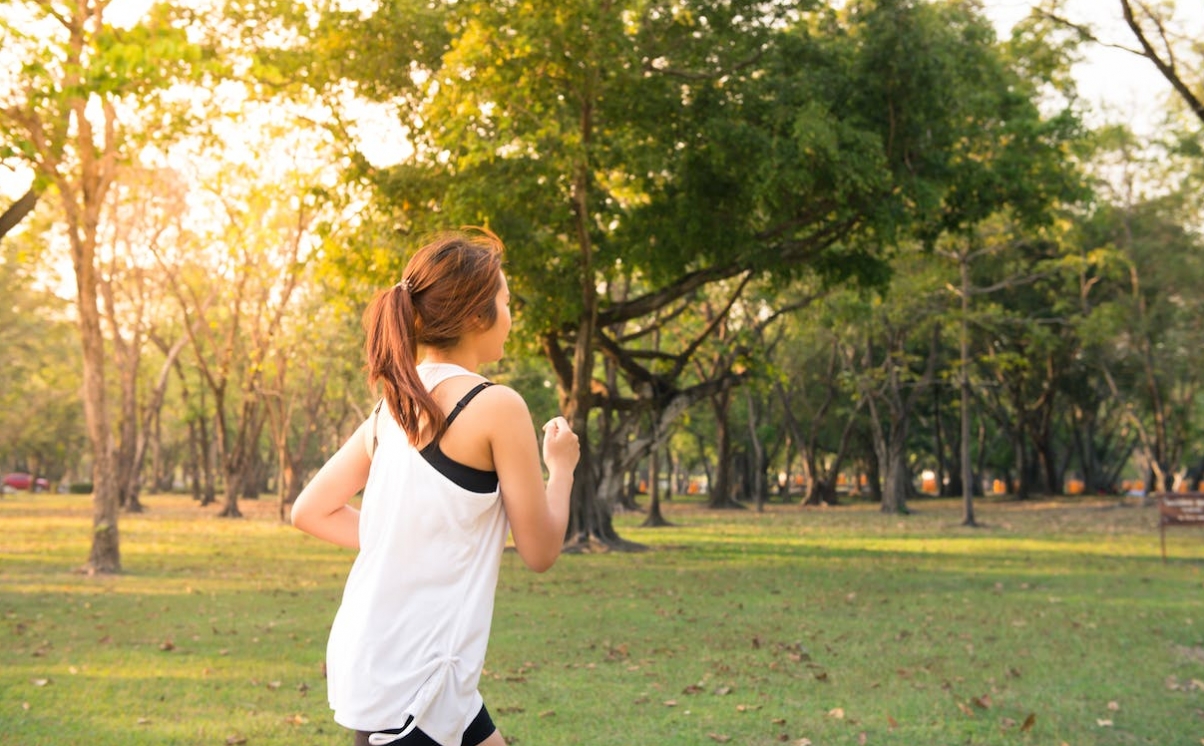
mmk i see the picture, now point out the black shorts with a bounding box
[353,703,495,746]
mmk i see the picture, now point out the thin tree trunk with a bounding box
[958,261,976,526]
[746,389,765,513]
[708,387,742,509]
[641,432,671,527]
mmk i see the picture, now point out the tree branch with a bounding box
[0,188,38,241]
[1119,0,1204,124]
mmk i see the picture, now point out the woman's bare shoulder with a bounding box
[477,382,530,415]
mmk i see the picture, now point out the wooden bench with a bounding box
[1159,492,1204,561]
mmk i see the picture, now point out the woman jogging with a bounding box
[291,228,579,746]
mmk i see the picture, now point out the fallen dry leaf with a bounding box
[225,736,247,746]
[1107,700,1119,711]
[707,734,731,743]
[1097,719,1113,727]
[827,707,845,719]
[887,714,899,729]
[973,694,992,709]
[1021,713,1036,732]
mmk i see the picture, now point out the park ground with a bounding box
[1,492,1203,745]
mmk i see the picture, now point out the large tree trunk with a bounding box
[73,235,121,573]
[866,394,910,514]
[881,429,911,514]
[800,450,822,505]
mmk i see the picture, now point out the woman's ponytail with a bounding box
[363,280,443,446]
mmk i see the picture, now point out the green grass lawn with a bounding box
[1,491,1202,745]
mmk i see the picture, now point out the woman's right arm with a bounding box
[290,418,373,550]
[487,388,579,572]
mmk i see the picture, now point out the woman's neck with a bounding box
[420,348,480,372]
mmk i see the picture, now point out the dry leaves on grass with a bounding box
[1000,713,1036,733]
[1166,675,1204,691]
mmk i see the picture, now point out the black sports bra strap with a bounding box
[371,400,384,457]
[443,381,494,429]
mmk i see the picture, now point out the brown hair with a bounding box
[363,228,505,445]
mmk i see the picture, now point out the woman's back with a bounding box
[328,363,509,742]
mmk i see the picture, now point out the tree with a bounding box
[0,234,85,483]
[300,0,1071,533]
[263,293,364,521]
[96,165,194,512]
[1078,197,1204,492]
[154,159,316,518]
[290,0,891,544]
[0,0,208,571]
[857,251,945,514]
[937,219,1065,522]
[774,289,870,506]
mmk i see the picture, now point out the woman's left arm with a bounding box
[291,418,372,549]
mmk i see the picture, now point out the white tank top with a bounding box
[325,363,508,745]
